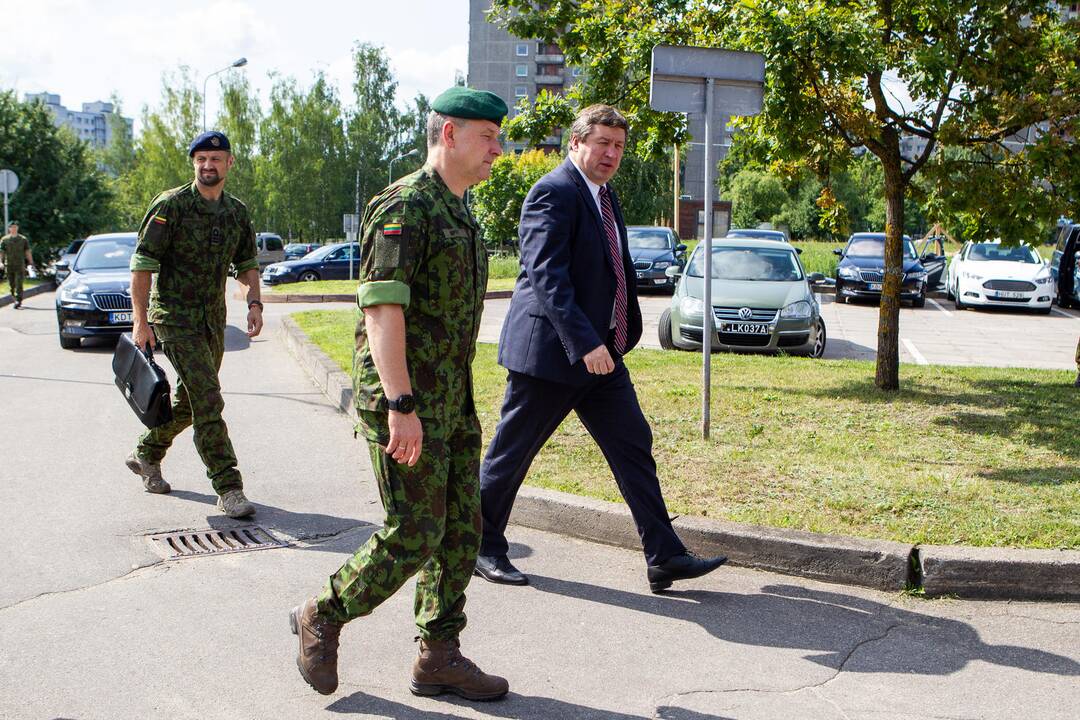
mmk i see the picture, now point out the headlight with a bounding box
[838,266,859,280]
[1034,273,1052,285]
[59,283,93,305]
[653,261,672,270]
[679,296,704,317]
[961,271,983,280]
[781,300,812,319]
[906,270,928,281]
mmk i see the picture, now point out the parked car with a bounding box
[54,238,85,285]
[1050,221,1079,308]
[726,228,789,243]
[55,232,137,349]
[659,238,827,357]
[833,232,927,307]
[283,242,320,261]
[915,235,948,287]
[261,242,361,285]
[945,239,1055,313]
[626,225,687,292]
[255,232,285,267]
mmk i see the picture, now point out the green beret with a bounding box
[431,87,508,123]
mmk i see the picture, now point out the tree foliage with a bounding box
[472,149,560,249]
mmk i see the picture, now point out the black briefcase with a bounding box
[112,332,174,428]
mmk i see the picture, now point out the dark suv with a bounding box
[55,232,137,349]
[834,232,928,307]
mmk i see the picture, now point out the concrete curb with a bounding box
[279,313,1079,600]
[259,289,516,303]
[0,281,54,308]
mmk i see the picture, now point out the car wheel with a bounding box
[945,279,954,300]
[658,309,676,350]
[298,271,320,282]
[59,332,79,349]
[809,318,827,358]
[913,287,926,308]
[835,279,846,304]
[953,282,966,310]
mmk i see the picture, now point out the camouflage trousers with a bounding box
[136,323,243,495]
[6,268,24,301]
[317,410,482,641]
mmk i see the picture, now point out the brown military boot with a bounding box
[289,597,344,695]
[410,638,509,701]
[125,450,171,494]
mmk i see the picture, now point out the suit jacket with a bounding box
[497,158,643,386]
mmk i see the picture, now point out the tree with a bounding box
[472,149,560,250]
[0,91,115,261]
[490,0,1080,390]
[726,168,787,229]
[347,43,403,208]
[216,74,264,227]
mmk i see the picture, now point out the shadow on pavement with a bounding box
[821,337,876,361]
[224,324,251,352]
[527,577,1080,678]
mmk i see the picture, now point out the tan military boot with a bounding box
[217,489,255,518]
[410,638,509,701]
[289,597,344,695]
[125,450,171,494]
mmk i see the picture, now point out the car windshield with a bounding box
[687,246,804,281]
[74,237,136,270]
[303,244,339,260]
[845,235,916,259]
[966,243,1040,264]
[727,229,786,242]
[627,229,671,250]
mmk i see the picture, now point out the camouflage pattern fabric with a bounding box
[352,164,489,420]
[317,410,482,640]
[316,165,488,640]
[1075,336,1079,368]
[135,323,242,494]
[0,233,29,301]
[129,181,259,331]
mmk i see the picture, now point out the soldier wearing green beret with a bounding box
[125,130,263,519]
[290,87,510,701]
[1,221,35,309]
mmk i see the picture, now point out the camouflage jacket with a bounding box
[129,181,258,330]
[353,164,488,422]
[0,233,30,270]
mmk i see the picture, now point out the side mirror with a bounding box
[675,244,687,253]
[55,260,70,271]
[795,247,803,255]
[833,248,844,257]
[664,266,682,279]
[921,253,938,261]
[808,272,826,283]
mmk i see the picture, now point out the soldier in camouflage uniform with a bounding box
[290,87,509,701]
[125,131,263,519]
[0,221,34,308]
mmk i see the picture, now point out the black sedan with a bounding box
[834,233,928,307]
[627,226,687,292]
[56,232,137,349]
[284,242,321,261]
[261,242,361,285]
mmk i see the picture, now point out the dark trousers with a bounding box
[479,364,686,565]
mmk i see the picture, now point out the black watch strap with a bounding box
[387,394,416,413]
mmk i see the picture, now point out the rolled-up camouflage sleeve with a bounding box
[356,196,427,310]
[231,209,259,275]
[130,195,171,272]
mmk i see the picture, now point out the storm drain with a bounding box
[148,526,286,559]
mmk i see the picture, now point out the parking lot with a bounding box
[480,292,1080,370]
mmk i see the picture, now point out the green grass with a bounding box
[292,308,1080,550]
[269,277,519,295]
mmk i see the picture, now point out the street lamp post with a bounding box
[388,148,420,185]
[202,57,248,131]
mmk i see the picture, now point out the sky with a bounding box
[0,0,470,133]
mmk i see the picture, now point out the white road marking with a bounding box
[927,298,953,317]
[1051,307,1080,320]
[902,338,928,365]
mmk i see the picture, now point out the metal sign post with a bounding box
[0,169,19,230]
[343,213,360,280]
[650,45,764,439]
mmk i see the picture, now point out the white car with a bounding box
[946,240,1055,313]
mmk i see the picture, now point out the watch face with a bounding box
[395,395,415,413]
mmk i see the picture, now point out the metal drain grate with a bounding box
[148,526,286,559]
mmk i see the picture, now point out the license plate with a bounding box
[867,283,882,291]
[720,322,770,335]
[995,291,1025,299]
[109,312,133,324]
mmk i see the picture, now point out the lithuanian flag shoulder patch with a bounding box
[382,222,402,236]
[152,215,167,225]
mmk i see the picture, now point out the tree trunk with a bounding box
[875,153,905,391]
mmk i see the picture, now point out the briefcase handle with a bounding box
[141,342,156,362]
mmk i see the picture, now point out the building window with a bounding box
[515,64,528,77]
[516,43,529,56]
[514,86,528,98]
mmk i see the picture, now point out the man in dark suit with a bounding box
[475,105,726,593]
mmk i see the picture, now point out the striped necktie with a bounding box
[598,185,628,354]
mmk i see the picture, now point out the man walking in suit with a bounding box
[475,104,726,593]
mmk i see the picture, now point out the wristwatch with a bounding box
[387,394,416,414]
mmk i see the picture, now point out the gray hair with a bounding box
[426,111,467,147]
[569,104,629,143]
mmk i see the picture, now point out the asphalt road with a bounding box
[1,288,1078,719]
[482,291,1080,370]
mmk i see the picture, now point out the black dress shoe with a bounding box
[474,554,528,585]
[647,552,727,593]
